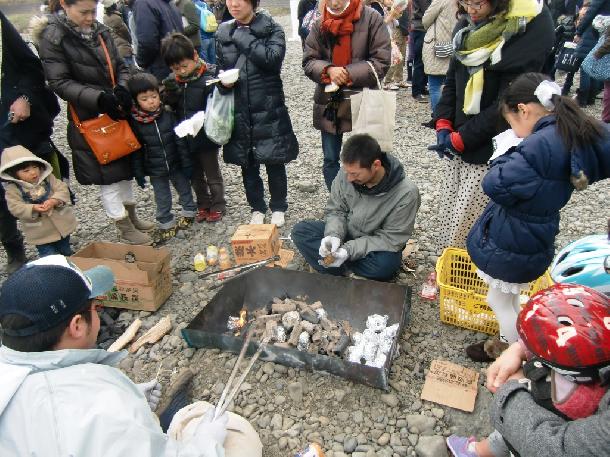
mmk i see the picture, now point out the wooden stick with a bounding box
[214,331,253,418]
[129,316,172,353]
[108,319,142,352]
[215,336,271,419]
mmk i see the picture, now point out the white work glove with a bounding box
[195,408,229,446]
[319,235,341,257]
[325,247,349,268]
[136,379,162,411]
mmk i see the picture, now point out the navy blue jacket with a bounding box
[467,116,610,284]
[133,0,183,80]
[130,109,191,179]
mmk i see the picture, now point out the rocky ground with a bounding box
[3,12,609,457]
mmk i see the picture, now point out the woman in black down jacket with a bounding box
[215,0,299,227]
[35,0,153,245]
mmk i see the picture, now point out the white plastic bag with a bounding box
[204,87,234,145]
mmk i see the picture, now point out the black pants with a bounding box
[0,185,23,252]
[241,161,288,213]
[191,148,226,213]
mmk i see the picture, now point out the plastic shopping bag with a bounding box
[204,87,234,145]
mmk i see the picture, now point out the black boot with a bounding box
[4,241,26,275]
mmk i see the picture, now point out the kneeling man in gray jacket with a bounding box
[292,134,420,281]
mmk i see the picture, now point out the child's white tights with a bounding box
[486,287,521,343]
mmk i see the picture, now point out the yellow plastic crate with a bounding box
[435,248,553,335]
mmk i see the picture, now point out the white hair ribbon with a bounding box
[534,80,562,111]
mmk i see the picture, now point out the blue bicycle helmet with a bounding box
[551,234,610,295]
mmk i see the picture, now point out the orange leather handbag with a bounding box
[70,36,140,165]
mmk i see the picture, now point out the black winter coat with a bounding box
[133,0,183,80]
[215,14,299,167]
[130,109,192,178]
[37,14,132,186]
[434,8,554,164]
[165,69,219,153]
[0,11,60,153]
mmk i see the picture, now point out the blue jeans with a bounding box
[200,37,216,64]
[37,236,72,257]
[150,172,197,229]
[291,220,402,281]
[241,162,288,213]
[411,30,427,97]
[428,75,445,113]
[321,131,343,191]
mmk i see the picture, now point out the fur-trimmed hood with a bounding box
[0,146,53,188]
[29,13,110,48]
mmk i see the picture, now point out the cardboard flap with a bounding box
[420,360,479,412]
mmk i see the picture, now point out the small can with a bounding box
[294,443,325,457]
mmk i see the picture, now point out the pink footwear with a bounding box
[446,435,478,457]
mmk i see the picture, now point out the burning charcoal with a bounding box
[378,334,395,354]
[383,323,399,339]
[314,308,327,320]
[272,301,297,313]
[300,320,316,333]
[227,316,240,330]
[320,318,333,331]
[309,301,323,310]
[287,322,303,346]
[256,313,282,323]
[362,329,381,363]
[351,332,363,345]
[281,311,301,330]
[297,331,310,351]
[345,345,365,364]
[274,325,287,343]
[366,314,389,333]
[300,308,320,324]
[366,352,387,368]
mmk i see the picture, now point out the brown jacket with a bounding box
[104,11,133,59]
[303,5,391,134]
[0,146,77,246]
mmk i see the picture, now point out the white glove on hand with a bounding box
[195,408,229,446]
[319,236,341,257]
[326,247,349,268]
[136,379,162,411]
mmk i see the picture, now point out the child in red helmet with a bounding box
[447,284,610,457]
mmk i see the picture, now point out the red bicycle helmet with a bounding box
[517,283,610,381]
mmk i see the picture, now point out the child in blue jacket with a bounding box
[465,72,610,356]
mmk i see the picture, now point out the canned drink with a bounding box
[294,443,325,457]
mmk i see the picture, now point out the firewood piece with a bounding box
[273,342,292,349]
[252,308,270,319]
[287,322,303,346]
[255,313,282,323]
[265,320,278,335]
[332,333,351,356]
[271,302,297,313]
[340,320,353,338]
[300,320,316,333]
[129,316,172,353]
[108,319,142,352]
[309,301,323,310]
[320,318,334,331]
[272,297,284,304]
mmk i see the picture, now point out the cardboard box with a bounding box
[231,224,280,264]
[71,242,172,312]
[420,360,480,412]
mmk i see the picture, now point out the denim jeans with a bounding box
[36,236,72,257]
[291,220,402,281]
[150,171,197,229]
[200,37,216,64]
[411,30,427,97]
[241,162,288,213]
[321,131,343,191]
[428,75,445,113]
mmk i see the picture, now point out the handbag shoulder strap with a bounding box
[365,60,382,90]
[69,104,82,129]
[98,34,116,87]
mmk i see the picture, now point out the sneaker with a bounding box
[446,435,478,457]
[177,216,194,230]
[385,83,400,90]
[206,210,223,222]
[270,211,285,227]
[250,211,265,225]
[398,81,412,88]
[154,227,177,245]
[196,208,209,223]
[413,94,429,103]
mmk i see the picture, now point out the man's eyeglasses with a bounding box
[458,0,488,10]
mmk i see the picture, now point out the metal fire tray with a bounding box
[182,268,411,390]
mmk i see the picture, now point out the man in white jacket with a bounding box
[0,255,237,457]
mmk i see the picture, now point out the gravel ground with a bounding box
[2,13,609,457]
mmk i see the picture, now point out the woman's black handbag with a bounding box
[555,41,581,72]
